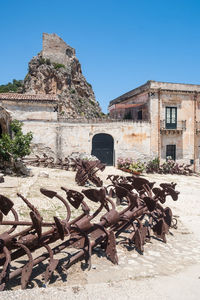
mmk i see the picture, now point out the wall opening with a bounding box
[137,110,143,120]
[0,123,3,138]
[166,144,176,161]
[92,133,114,166]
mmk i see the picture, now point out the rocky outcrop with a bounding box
[23,33,103,119]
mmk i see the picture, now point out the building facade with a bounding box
[109,80,200,171]
[1,80,200,170]
[0,93,151,166]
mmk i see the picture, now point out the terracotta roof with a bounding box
[0,93,58,102]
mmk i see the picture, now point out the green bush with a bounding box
[24,73,30,81]
[117,156,192,175]
[89,99,95,106]
[129,161,145,173]
[38,57,52,66]
[87,82,92,88]
[38,57,46,65]
[0,120,33,162]
[53,63,65,69]
[117,157,145,173]
[146,157,160,173]
[46,58,51,65]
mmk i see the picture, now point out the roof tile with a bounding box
[0,93,58,101]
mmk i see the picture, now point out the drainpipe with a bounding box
[194,92,197,172]
[158,89,161,164]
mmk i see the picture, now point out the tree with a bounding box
[0,79,23,93]
[0,120,33,162]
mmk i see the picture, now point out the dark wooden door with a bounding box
[166,144,176,160]
[92,133,114,165]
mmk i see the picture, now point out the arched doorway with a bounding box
[92,133,114,166]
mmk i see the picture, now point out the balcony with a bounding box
[160,120,186,134]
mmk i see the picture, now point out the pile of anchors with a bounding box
[0,174,179,290]
[23,153,77,170]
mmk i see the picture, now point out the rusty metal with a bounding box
[75,159,106,186]
[0,175,4,183]
[23,154,86,171]
[23,153,72,170]
[0,174,179,290]
[24,155,106,186]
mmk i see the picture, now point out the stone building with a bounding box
[0,93,58,121]
[1,80,200,171]
[42,33,76,68]
[109,80,200,171]
[0,92,150,166]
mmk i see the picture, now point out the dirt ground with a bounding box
[0,166,200,299]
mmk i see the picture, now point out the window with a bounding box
[66,48,73,57]
[137,110,142,120]
[165,107,177,129]
[124,111,132,120]
[0,124,2,138]
[166,145,176,161]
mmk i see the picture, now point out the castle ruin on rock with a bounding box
[23,33,102,119]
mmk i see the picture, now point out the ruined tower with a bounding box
[23,33,102,119]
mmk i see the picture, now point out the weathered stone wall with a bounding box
[123,92,149,105]
[161,134,183,160]
[150,81,200,92]
[22,120,59,156]
[42,33,75,66]
[160,92,196,165]
[1,101,57,121]
[22,120,151,165]
[149,91,160,158]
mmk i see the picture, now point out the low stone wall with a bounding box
[22,120,151,165]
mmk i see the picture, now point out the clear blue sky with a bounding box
[0,0,200,112]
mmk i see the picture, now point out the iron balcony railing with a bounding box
[160,120,186,131]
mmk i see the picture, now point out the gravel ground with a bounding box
[0,166,200,299]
